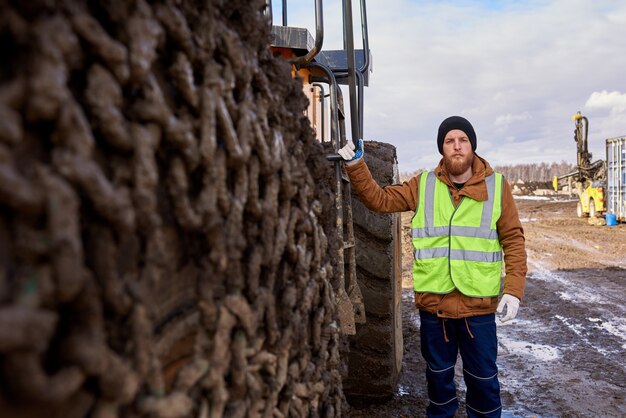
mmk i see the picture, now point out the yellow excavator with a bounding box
[553,112,607,217]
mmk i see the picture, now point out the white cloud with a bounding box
[494,112,533,128]
[583,91,626,142]
[585,91,626,114]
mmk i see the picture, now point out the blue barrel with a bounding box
[606,213,617,226]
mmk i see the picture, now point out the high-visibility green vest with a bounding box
[411,171,503,297]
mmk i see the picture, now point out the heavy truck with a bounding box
[0,0,402,416]
[269,0,403,402]
[553,112,626,222]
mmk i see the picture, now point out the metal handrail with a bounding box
[326,0,370,76]
[305,63,341,153]
[358,0,371,74]
[310,0,366,153]
[342,0,359,146]
[355,70,364,140]
[274,0,324,65]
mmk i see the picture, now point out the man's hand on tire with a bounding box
[338,138,364,164]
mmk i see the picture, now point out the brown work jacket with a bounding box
[346,154,527,318]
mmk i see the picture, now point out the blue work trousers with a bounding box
[419,310,501,418]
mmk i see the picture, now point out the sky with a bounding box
[272,0,626,173]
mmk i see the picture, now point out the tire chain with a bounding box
[0,1,345,417]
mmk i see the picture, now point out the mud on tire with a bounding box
[343,141,403,402]
[0,2,347,417]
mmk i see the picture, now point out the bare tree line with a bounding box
[400,161,576,183]
[494,161,576,182]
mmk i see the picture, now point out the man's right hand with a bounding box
[338,138,364,164]
[497,294,520,323]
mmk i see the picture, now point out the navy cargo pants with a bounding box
[419,310,502,418]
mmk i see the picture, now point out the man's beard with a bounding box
[444,153,473,176]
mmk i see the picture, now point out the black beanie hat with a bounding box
[437,116,477,154]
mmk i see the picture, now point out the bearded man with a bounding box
[338,116,527,418]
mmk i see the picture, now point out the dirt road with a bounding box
[349,197,626,417]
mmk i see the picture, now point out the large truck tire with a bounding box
[0,2,348,417]
[343,141,403,402]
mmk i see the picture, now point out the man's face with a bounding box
[442,129,474,176]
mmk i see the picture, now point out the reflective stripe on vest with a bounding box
[411,171,503,297]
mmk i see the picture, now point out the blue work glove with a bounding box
[338,138,364,163]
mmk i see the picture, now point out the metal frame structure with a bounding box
[606,136,626,221]
[268,0,372,334]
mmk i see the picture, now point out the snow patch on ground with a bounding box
[529,260,606,303]
[498,334,561,361]
[395,384,410,397]
[557,289,604,304]
[530,262,626,349]
[553,315,623,356]
[588,317,626,350]
[498,318,544,331]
